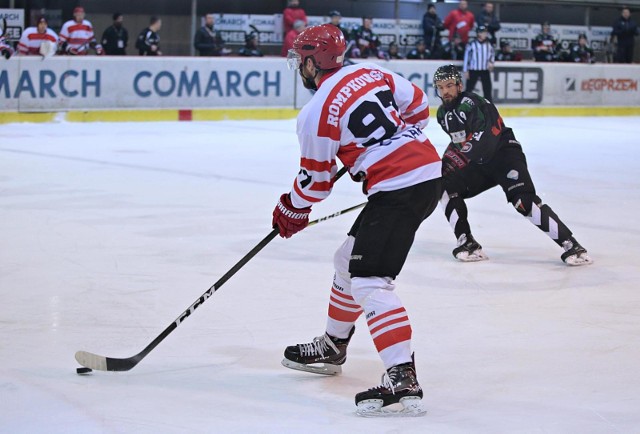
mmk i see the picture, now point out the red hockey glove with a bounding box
[272,193,311,239]
[442,144,470,177]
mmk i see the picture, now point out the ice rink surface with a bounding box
[1,116,639,433]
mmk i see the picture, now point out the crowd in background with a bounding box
[0,1,638,64]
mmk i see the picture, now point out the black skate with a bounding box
[355,358,426,417]
[281,327,354,375]
[561,237,593,266]
[452,233,488,262]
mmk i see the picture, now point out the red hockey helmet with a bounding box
[287,24,346,71]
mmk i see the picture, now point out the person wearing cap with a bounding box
[101,12,128,55]
[463,25,494,102]
[193,13,226,56]
[532,21,558,62]
[495,40,521,61]
[17,16,58,56]
[406,39,430,59]
[422,3,444,59]
[328,10,350,39]
[59,6,103,55]
[570,33,595,64]
[442,32,465,60]
[238,31,263,57]
[384,41,403,59]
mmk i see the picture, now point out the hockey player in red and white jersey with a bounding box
[58,6,103,55]
[17,16,58,56]
[272,24,442,417]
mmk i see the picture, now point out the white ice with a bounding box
[1,116,639,433]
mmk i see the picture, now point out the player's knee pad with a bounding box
[334,236,355,282]
[350,276,395,307]
[511,193,541,217]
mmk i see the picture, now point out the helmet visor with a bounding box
[286,49,302,70]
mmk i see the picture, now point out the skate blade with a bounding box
[455,250,489,262]
[564,253,593,266]
[281,358,342,375]
[356,397,426,418]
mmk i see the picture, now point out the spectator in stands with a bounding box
[442,32,465,60]
[349,16,385,59]
[136,16,162,56]
[463,25,494,102]
[101,12,128,55]
[495,40,521,61]
[422,3,444,59]
[282,19,305,57]
[328,10,350,39]
[570,33,595,64]
[17,16,58,56]
[384,41,403,59]
[443,0,475,46]
[239,31,263,57]
[476,2,500,46]
[194,14,226,56]
[406,39,430,59]
[532,21,558,62]
[611,6,639,63]
[59,6,103,55]
[283,0,307,38]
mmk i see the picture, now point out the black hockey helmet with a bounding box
[476,25,488,33]
[434,64,462,86]
[433,64,463,98]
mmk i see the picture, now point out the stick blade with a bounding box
[75,350,108,371]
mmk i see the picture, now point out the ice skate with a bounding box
[281,327,354,375]
[355,358,426,417]
[561,237,593,266]
[452,233,488,262]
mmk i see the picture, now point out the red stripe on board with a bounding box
[178,110,192,121]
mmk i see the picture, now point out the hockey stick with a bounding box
[75,167,363,372]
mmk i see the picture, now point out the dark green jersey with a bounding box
[436,91,516,164]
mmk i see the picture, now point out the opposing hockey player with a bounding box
[433,64,592,265]
[271,24,442,416]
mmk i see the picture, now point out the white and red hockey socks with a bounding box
[351,276,413,369]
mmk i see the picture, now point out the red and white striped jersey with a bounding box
[59,19,96,53]
[18,27,59,55]
[289,62,441,209]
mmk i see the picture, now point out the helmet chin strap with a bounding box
[298,63,319,91]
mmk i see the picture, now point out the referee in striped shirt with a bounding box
[463,25,495,102]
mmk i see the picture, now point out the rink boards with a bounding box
[0,56,639,122]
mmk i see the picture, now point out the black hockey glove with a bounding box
[442,144,470,177]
